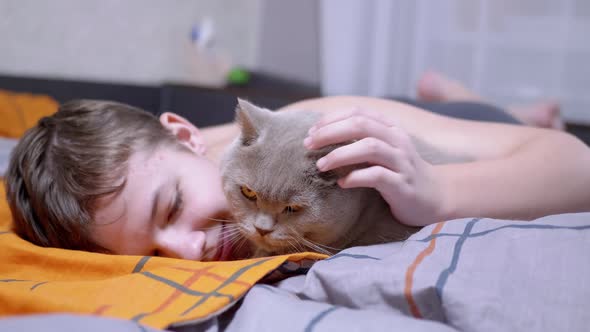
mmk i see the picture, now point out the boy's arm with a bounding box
[280,96,590,222]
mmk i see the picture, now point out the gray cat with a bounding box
[220,99,467,257]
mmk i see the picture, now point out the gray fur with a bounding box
[220,99,468,257]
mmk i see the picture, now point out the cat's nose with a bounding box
[254,226,272,237]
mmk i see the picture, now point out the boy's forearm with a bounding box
[438,131,590,221]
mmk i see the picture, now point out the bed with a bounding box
[211,214,590,331]
[1,89,589,331]
[2,212,589,332]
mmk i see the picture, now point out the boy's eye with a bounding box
[240,186,257,201]
[283,205,302,213]
[167,185,184,224]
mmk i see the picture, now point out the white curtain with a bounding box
[320,0,590,123]
[319,0,417,97]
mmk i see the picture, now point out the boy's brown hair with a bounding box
[5,100,179,252]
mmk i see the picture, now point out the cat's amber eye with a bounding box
[283,205,302,213]
[240,186,257,201]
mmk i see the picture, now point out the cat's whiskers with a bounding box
[234,237,250,258]
[197,223,247,260]
[199,218,239,230]
[295,234,336,256]
[196,224,225,231]
[292,236,307,253]
[202,245,217,259]
[304,239,341,252]
[299,238,332,256]
[284,226,332,255]
[206,216,236,223]
[284,225,308,253]
[220,224,245,245]
[220,230,242,246]
[285,238,299,254]
[220,222,241,234]
[228,230,251,252]
[225,225,250,250]
[199,216,240,231]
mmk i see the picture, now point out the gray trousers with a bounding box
[393,98,521,125]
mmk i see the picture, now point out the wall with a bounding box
[320,0,590,124]
[0,0,261,85]
[255,0,320,84]
[412,0,590,123]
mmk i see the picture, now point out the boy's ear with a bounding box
[159,112,207,155]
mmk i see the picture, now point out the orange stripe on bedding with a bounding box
[172,266,252,288]
[404,222,445,318]
[149,266,214,316]
[203,272,251,288]
[93,304,112,315]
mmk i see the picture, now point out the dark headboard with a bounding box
[0,73,320,127]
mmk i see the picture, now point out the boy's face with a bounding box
[91,114,233,261]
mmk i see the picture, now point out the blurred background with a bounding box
[0,0,589,138]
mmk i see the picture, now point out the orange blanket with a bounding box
[0,90,326,329]
[0,89,58,138]
[0,185,324,328]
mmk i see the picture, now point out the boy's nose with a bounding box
[156,230,207,260]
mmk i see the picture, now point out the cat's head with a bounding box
[220,99,369,256]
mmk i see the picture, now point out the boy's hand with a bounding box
[303,108,446,227]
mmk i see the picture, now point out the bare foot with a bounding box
[417,71,480,102]
[416,71,565,130]
[507,101,565,130]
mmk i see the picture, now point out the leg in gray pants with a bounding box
[392,98,522,125]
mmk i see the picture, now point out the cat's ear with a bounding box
[235,98,271,146]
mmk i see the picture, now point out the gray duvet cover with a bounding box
[3,213,589,332]
[190,213,590,332]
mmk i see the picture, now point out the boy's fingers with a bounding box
[305,115,398,150]
[317,137,407,173]
[337,165,402,190]
[309,107,360,133]
[310,107,396,134]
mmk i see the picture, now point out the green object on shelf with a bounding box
[227,68,250,85]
